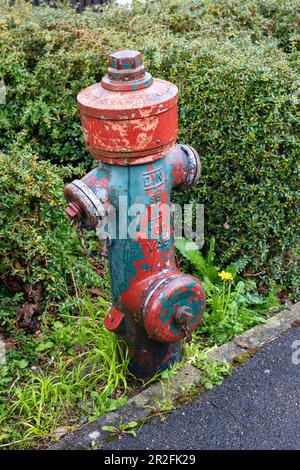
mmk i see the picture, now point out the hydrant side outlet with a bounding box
[64,50,206,378]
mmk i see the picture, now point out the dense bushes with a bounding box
[0,0,299,302]
[0,145,104,328]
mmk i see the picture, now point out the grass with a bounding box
[0,292,130,448]
[0,239,282,449]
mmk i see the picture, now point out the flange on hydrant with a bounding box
[64,50,206,378]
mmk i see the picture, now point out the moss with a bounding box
[232,349,258,364]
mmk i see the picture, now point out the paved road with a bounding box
[104,327,300,450]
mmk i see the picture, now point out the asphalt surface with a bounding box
[104,327,300,450]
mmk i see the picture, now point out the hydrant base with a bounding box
[126,337,183,380]
[106,308,183,379]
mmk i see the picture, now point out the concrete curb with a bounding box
[49,302,300,450]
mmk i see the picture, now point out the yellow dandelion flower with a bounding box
[218,271,233,282]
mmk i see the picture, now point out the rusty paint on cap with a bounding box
[77,50,178,165]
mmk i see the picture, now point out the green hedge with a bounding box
[0,145,104,326]
[0,0,299,298]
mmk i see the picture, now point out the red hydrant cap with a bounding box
[77,49,179,164]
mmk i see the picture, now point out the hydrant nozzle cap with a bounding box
[65,202,82,221]
[101,50,153,91]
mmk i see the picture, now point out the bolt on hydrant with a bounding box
[64,50,206,378]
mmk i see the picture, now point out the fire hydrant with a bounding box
[64,50,206,378]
